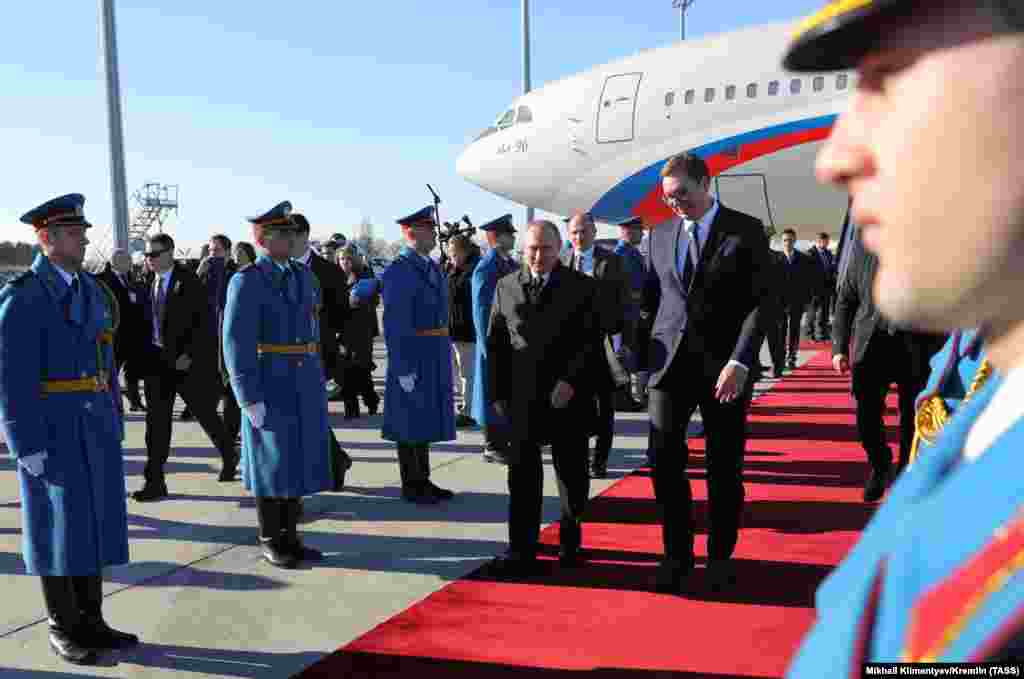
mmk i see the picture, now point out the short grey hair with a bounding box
[526,220,561,245]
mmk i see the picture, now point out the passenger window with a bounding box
[813,76,825,92]
[746,83,757,98]
[684,89,695,104]
[768,80,780,96]
[664,91,675,107]
[725,85,736,100]
[704,87,715,103]
[516,106,533,123]
[496,109,515,129]
[790,78,802,95]
[836,73,848,90]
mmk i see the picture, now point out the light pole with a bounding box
[672,0,696,41]
[99,0,130,251]
[523,0,534,225]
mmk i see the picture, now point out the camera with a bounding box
[437,215,476,244]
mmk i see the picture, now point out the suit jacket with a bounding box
[96,264,147,364]
[486,263,603,444]
[147,263,218,373]
[776,249,818,308]
[198,256,237,315]
[642,204,772,386]
[832,245,946,373]
[807,245,836,294]
[305,251,349,371]
[564,247,628,337]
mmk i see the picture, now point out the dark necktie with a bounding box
[681,223,700,291]
[153,277,166,344]
[67,277,82,325]
[528,276,544,304]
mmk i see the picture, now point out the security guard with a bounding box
[471,214,519,463]
[0,194,137,664]
[381,206,456,503]
[223,201,333,569]
[612,216,647,410]
[909,328,990,464]
[782,0,1023,672]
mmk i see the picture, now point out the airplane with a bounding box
[455,20,853,242]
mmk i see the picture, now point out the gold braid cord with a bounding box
[909,360,993,464]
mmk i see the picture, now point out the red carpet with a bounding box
[296,345,898,678]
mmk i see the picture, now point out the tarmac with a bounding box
[0,318,802,678]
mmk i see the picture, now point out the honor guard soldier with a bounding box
[612,217,648,410]
[782,0,1024,673]
[471,214,519,463]
[0,194,137,664]
[223,201,333,569]
[909,328,991,465]
[381,206,456,504]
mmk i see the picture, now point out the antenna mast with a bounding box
[672,0,696,40]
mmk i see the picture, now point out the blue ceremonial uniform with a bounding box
[470,248,518,426]
[785,372,1024,671]
[0,255,128,575]
[910,328,989,461]
[222,255,332,498]
[381,246,456,444]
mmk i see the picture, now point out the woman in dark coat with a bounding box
[338,244,381,419]
[447,236,481,427]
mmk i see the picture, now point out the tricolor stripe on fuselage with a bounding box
[590,114,838,226]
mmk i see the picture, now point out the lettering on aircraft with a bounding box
[497,139,529,155]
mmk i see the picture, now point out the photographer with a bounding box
[338,243,381,419]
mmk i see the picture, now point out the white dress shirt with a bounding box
[963,363,1024,462]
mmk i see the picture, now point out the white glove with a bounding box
[399,374,416,393]
[19,451,47,477]
[244,402,267,429]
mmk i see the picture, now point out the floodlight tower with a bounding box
[127,183,180,249]
[672,0,697,40]
[522,0,534,225]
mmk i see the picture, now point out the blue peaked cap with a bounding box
[396,206,436,227]
[247,201,294,226]
[618,216,643,229]
[20,193,91,229]
[479,214,515,234]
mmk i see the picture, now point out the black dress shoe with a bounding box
[401,485,440,504]
[863,466,891,502]
[483,447,510,465]
[282,534,324,562]
[426,481,455,500]
[333,454,353,491]
[132,485,168,502]
[654,558,691,594]
[259,538,298,569]
[48,628,97,665]
[706,559,735,592]
[559,547,584,567]
[84,617,139,649]
[490,552,541,578]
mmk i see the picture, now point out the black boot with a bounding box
[257,498,297,568]
[331,435,352,491]
[40,577,97,665]
[559,517,583,567]
[281,499,323,561]
[73,575,138,649]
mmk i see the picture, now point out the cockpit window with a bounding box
[516,106,533,123]
[497,108,515,130]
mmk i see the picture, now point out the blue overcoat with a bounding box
[787,372,1024,673]
[222,256,332,498]
[381,247,455,444]
[470,249,517,426]
[0,254,129,575]
[912,328,988,459]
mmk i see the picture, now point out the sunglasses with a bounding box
[143,248,170,258]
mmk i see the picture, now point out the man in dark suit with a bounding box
[487,220,603,575]
[96,248,147,412]
[133,233,238,501]
[564,211,630,478]
[198,234,241,448]
[777,228,818,370]
[832,237,946,501]
[291,214,353,489]
[643,152,772,593]
[806,232,836,340]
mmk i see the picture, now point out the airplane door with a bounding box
[596,73,642,144]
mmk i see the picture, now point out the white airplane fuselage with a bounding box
[456,21,853,237]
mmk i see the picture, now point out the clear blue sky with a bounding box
[0,0,822,255]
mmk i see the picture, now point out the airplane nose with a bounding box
[455,143,483,187]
